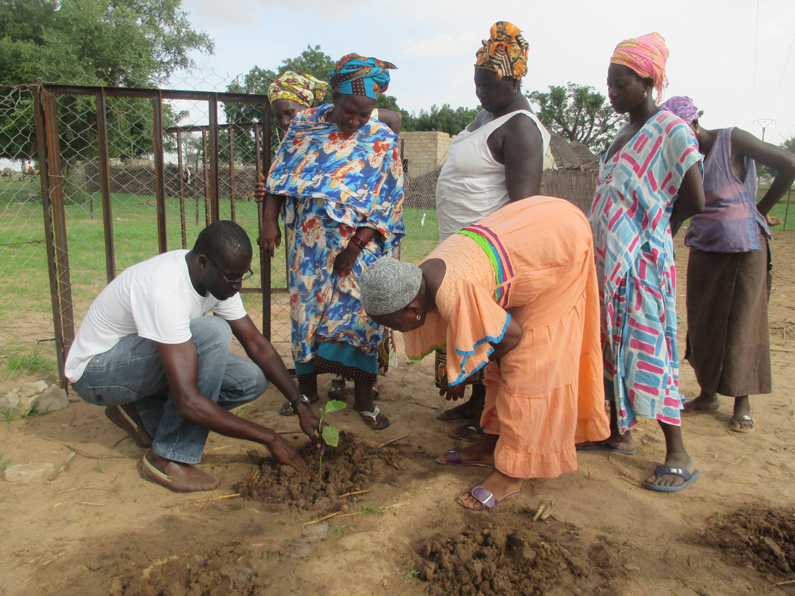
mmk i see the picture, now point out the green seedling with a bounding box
[318,399,346,448]
[0,453,12,474]
[403,569,420,579]
[94,462,106,473]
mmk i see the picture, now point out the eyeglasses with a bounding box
[204,254,254,285]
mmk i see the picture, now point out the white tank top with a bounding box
[435,110,550,242]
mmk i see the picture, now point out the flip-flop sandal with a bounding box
[729,414,755,433]
[328,380,346,400]
[436,446,491,467]
[576,440,635,455]
[278,395,319,416]
[448,423,483,443]
[328,383,380,401]
[456,485,521,511]
[642,465,701,493]
[356,405,390,430]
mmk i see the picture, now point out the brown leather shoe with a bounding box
[141,449,219,493]
[105,404,153,448]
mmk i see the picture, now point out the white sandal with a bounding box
[356,405,390,430]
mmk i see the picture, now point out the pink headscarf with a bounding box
[610,32,669,100]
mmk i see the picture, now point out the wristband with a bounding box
[289,394,311,413]
[350,235,367,251]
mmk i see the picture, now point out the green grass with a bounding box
[4,346,58,379]
[0,453,12,474]
[0,177,438,383]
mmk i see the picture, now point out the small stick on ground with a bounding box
[775,579,795,586]
[304,511,341,526]
[384,500,411,510]
[339,489,371,498]
[40,436,126,459]
[376,433,410,449]
[201,493,241,502]
[79,502,105,507]
[248,469,260,486]
[47,450,76,483]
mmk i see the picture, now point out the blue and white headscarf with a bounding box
[329,53,396,100]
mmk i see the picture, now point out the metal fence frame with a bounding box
[32,81,275,385]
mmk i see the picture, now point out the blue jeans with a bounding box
[72,316,268,463]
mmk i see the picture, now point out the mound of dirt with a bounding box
[416,520,624,595]
[237,432,406,511]
[110,540,272,596]
[701,506,795,577]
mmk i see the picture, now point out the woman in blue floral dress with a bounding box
[259,54,404,430]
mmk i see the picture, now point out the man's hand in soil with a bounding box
[295,402,322,449]
[265,434,308,474]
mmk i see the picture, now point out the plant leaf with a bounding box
[321,425,340,447]
[325,399,347,414]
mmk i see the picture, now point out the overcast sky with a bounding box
[178,0,795,145]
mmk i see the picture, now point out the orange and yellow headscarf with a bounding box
[610,32,669,99]
[475,21,528,80]
[268,71,329,107]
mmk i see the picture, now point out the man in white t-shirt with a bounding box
[66,220,320,493]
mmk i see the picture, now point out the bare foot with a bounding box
[456,469,522,510]
[682,391,719,414]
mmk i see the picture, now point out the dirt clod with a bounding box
[701,506,795,577]
[237,432,405,511]
[415,520,624,595]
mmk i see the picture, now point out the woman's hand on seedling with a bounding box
[295,402,322,449]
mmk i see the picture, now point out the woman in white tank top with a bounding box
[434,21,551,436]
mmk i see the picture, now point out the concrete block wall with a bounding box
[400,131,453,176]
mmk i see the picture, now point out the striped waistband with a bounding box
[457,225,514,307]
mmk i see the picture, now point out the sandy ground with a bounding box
[2,231,795,595]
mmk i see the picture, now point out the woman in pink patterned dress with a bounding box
[582,33,705,492]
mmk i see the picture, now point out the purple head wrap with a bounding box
[659,96,700,124]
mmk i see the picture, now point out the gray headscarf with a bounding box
[360,257,422,316]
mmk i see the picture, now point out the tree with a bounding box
[758,135,795,179]
[402,104,480,136]
[528,83,623,154]
[0,0,213,160]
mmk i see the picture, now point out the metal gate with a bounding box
[31,81,285,386]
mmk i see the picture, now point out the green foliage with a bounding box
[5,346,57,379]
[0,0,214,160]
[758,136,795,179]
[0,453,11,473]
[224,45,338,164]
[528,83,623,153]
[318,399,346,448]
[401,104,480,136]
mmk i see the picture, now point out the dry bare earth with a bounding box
[2,232,795,596]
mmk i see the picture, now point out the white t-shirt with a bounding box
[65,250,247,382]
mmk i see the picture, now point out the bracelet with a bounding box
[350,235,368,251]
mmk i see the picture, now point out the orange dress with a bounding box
[404,196,609,479]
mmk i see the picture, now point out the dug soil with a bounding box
[2,232,795,595]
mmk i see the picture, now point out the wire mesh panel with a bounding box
[23,82,293,385]
[0,85,60,392]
